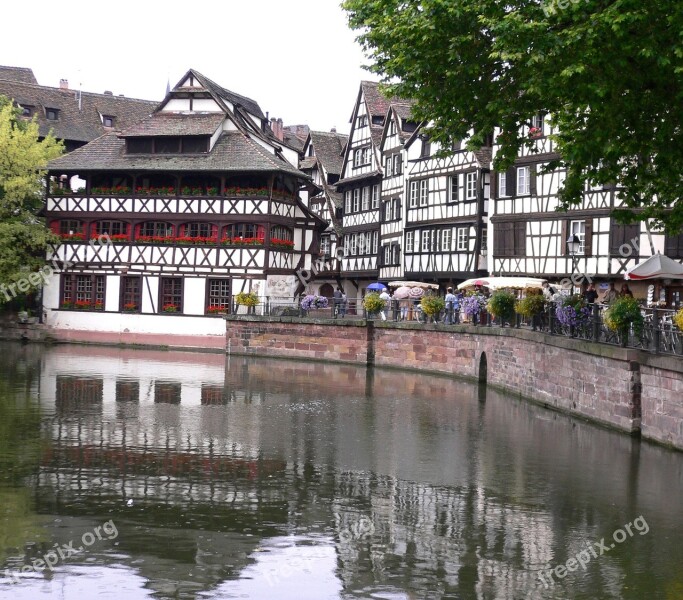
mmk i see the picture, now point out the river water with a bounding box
[0,341,681,599]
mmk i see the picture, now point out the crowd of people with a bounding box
[541,281,634,305]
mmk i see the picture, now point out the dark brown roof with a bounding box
[188,70,265,121]
[309,131,348,176]
[0,79,156,144]
[47,130,307,178]
[121,113,225,137]
[283,131,305,152]
[0,66,37,84]
[300,156,317,169]
[360,81,404,118]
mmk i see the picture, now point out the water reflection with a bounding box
[0,342,682,599]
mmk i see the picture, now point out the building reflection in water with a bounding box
[0,342,681,599]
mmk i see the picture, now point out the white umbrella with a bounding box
[392,286,412,299]
[388,280,439,289]
[409,287,425,298]
[457,276,547,291]
[625,253,683,280]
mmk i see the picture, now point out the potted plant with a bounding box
[515,292,546,330]
[487,290,517,325]
[363,292,385,319]
[162,303,179,313]
[604,296,644,346]
[123,302,138,312]
[206,305,228,315]
[300,295,329,314]
[235,291,260,314]
[60,300,74,310]
[74,299,92,310]
[461,292,487,324]
[556,294,591,334]
[420,295,445,323]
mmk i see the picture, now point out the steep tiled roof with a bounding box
[360,81,404,118]
[47,131,307,178]
[0,79,156,144]
[300,156,317,170]
[190,70,265,121]
[121,113,225,137]
[309,131,348,176]
[283,131,305,152]
[0,66,37,84]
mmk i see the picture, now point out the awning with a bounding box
[624,253,683,280]
[457,276,547,291]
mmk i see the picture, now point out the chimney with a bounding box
[270,117,284,141]
[59,79,69,90]
[331,126,337,133]
[104,90,113,96]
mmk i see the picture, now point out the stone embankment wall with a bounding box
[225,316,683,451]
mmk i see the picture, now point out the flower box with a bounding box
[221,237,265,247]
[136,236,175,244]
[91,186,131,196]
[123,303,138,312]
[161,304,179,313]
[59,233,85,242]
[206,305,229,315]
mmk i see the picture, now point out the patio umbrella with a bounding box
[457,278,490,290]
[457,276,546,291]
[366,282,387,291]
[409,287,425,298]
[625,253,683,280]
[388,281,440,289]
[392,286,412,299]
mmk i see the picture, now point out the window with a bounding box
[383,245,391,266]
[362,186,370,211]
[353,146,370,167]
[96,221,127,237]
[372,115,384,126]
[419,179,429,206]
[570,220,586,254]
[405,231,414,253]
[159,277,182,313]
[498,172,508,197]
[609,222,640,256]
[466,172,477,200]
[308,144,315,157]
[442,228,452,251]
[371,230,378,254]
[156,137,181,154]
[493,221,526,257]
[121,276,141,312]
[531,114,544,132]
[481,228,488,254]
[46,108,59,121]
[392,244,401,265]
[345,191,351,214]
[371,184,379,209]
[665,229,683,259]
[270,225,293,242]
[207,279,231,313]
[350,233,357,255]
[127,138,153,154]
[456,228,468,251]
[184,223,215,238]
[352,188,360,212]
[59,220,83,235]
[421,230,431,252]
[21,105,34,117]
[356,115,368,128]
[517,166,530,196]
[393,154,402,175]
[389,119,396,136]
[139,222,173,238]
[420,137,431,158]
[383,201,392,222]
[385,156,393,177]
[102,115,115,127]
[343,235,349,256]
[61,274,105,310]
[224,223,265,241]
[181,137,209,153]
[409,181,419,208]
[449,176,459,203]
[320,235,331,256]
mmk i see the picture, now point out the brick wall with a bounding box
[226,316,683,450]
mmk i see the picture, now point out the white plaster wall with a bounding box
[46,310,225,336]
[193,98,221,112]
[184,278,206,315]
[105,276,120,312]
[163,99,190,112]
[43,273,61,310]
[142,277,159,313]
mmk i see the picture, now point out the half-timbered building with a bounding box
[488,115,680,301]
[402,128,491,285]
[337,82,404,292]
[299,130,349,297]
[378,103,416,281]
[42,69,325,345]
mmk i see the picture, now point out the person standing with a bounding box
[379,288,391,321]
[583,283,599,304]
[333,288,343,317]
[603,282,618,304]
[620,283,634,298]
[444,287,457,324]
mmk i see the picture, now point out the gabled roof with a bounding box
[121,113,225,137]
[0,65,37,84]
[47,130,307,179]
[308,131,348,176]
[0,79,156,144]
[379,102,417,150]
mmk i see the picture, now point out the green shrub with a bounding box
[420,295,445,318]
[363,292,385,314]
[604,296,643,333]
[515,294,546,318]
[674,308,683,331]
[235,291,260,307]
[487,290,516,322]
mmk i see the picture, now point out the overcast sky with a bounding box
[1,0,376,134]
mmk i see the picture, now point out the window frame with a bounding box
[456,227,469,251]
[465,172,477,201]
[159,277,183,314]
[516,166,531,196]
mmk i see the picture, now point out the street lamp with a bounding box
[566,234,581,293]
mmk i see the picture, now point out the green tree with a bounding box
[343,0,683,230]
[0,96,63,305]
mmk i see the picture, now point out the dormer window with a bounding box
[21,105,34,117]
[126,136,209,154]
[46,108,59,121]
[308,144,314,157]
[102,115,115,128]
[372,115,384,126]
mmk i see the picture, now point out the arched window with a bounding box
[93,221,129,240]
[137,222,174,241]
[270,225,293,242]
[222,224,265,244]
[180,223,217,239]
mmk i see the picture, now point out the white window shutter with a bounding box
[458,174,464,202]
